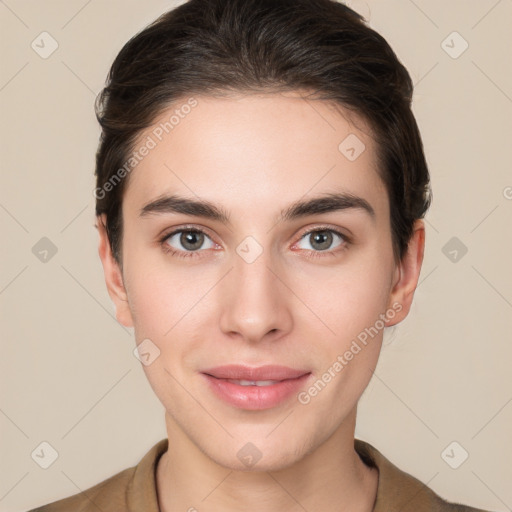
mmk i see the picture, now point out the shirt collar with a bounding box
[127,437,435,512]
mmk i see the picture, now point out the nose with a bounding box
[218,247,293,344]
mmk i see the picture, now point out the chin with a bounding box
[203,431,317,473]
[216,449,302,473]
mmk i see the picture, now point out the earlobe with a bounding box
[386,220,425,327]
[96,215,134,328]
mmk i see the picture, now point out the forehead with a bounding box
[124,92,387,219]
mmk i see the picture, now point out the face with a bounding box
[98,91,424,471]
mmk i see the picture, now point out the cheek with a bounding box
[294,254,393,344]
[128,271,205,340]
[124,256,221,396]
[293,262,392,413]
[125,262,208,404]
[122,238,207,335]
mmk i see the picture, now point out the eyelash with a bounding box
[159,225,351,260]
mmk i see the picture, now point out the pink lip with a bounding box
[201,364,312,410]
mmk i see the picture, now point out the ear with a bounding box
[96,214,134,328]
[385,220,425,326]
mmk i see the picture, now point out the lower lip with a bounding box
[202,373,312,410]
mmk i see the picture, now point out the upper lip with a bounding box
[202,364,310,381]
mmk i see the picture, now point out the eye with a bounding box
[294,227,348,254]
[161,228,216,258]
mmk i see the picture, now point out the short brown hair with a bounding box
[94,0,431,264]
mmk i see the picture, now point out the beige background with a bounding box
[1,0,511,511]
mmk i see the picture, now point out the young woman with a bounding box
[30,0,492,510]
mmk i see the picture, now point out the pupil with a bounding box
[311,231,332,251]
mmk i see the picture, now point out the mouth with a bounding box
[201,364,312,410]
[222,379,284,386]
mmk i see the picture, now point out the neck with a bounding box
[156,408,378,512]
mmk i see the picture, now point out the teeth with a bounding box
[228,379,279,386]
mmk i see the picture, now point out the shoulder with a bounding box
[354,439,493,512]
[26,467,134,512]
[26,439,168,512]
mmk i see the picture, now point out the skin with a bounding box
[97,90,425,512]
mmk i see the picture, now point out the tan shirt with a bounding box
[28,438,492,511]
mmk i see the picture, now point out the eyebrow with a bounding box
[139,192,375,224]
